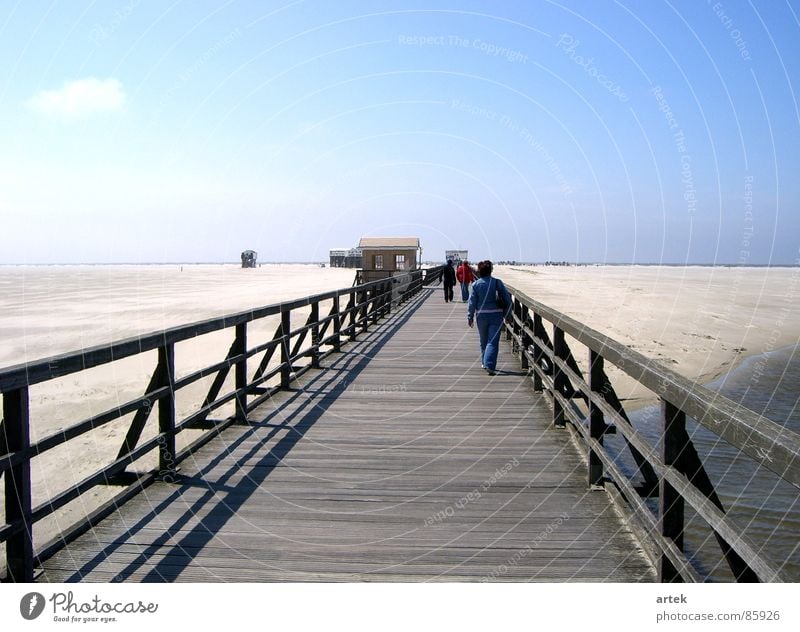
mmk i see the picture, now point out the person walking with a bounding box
[456,259,475,302]
[442,259,456,302]
[467,260,512,375]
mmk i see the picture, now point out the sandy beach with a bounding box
[0,264,356,369]
[496,265,800,410]
[0,264,356,546]
[2,263,799,552]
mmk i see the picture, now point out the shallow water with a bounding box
[619,345,800,581]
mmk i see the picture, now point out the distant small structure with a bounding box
[241,250,257,268]
[329,247,362,268]
[445,250,468,265]
[358,237,420,284]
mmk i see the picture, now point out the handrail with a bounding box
[502,282,800,583]
[0,265,444,581]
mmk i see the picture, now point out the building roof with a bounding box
[358,237,420,249]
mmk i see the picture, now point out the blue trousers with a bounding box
[476,311,504,371]
[460,282,470,301]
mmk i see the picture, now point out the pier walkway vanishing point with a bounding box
[34,286,654,582]
[3,267,797,583]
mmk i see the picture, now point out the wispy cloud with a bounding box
[27,77,125,118]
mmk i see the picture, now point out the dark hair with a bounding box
[477,260,493,277]
[446,259,454,266]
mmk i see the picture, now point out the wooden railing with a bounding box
[503,284,800,583]
[0,266,444,582]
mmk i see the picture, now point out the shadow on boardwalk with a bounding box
[62,292,430,582]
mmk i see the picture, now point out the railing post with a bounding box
[383,281,391,316]
[371,287,380,325]
[3,386,33,581]
[659,400,686,582]
[348,291,357,341]
[532,313,543,392]
[588,351,605,487]
[511,298,521,351]
[520,304,531,371]
[233,323,247,423]
[157,343,177,479]
[360,288,369,333]
[310,301,320,369]
[280,308,291,389]
[505,296,514,341]
[552,326,566,428]
[332,294,342,352]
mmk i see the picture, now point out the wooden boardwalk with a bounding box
[39,287,655,582]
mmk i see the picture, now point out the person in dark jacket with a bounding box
[467,260,512,375]
[456,260,476,302]
[442,259,456,302]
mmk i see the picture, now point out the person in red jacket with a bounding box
[456,260,476,302]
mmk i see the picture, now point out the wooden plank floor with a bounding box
[39,287,655,582]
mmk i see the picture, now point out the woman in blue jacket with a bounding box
[467,260,512,376]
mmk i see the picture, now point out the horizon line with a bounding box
[1,261,798,268]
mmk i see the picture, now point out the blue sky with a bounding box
[1,0,798,264]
